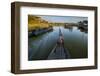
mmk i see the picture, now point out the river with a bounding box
[28,25,88,60]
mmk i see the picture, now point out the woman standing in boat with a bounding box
[57,28,64,46]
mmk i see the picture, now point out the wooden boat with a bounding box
[47,28,70,59]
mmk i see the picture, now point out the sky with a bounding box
[38,15,88,23]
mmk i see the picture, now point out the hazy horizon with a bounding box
[36,15,88,23]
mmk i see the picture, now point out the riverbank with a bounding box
[28,27,53,37]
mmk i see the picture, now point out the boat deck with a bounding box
[47,28,70,59]
[47,44,70,59]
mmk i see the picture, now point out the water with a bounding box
[28,25,88,60]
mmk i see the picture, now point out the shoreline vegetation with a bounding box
[28,15,53,36]
[28,15,88,36]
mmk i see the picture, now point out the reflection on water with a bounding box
[28,25,88,60]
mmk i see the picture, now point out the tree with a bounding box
[83,20,88,24]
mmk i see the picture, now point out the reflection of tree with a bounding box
[78,27,87,33]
